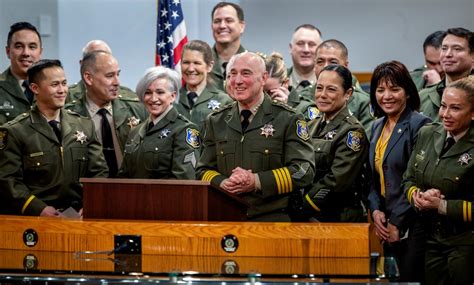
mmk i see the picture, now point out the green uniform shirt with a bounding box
[419,80,445,123]
[410,65,428,91]
[65,95,147,152]
[209,45,247,91]
[0,107,108,215]
[0,68,32,124]
[196,94,315,220]
[303,106,369,222]
[118,107,200,179]
[403,122,474,242]
[66,80,138,103]
[287,88,319,122]
[175,86,233,133]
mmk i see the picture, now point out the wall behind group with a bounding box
[1,0,473,89]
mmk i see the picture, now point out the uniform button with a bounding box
[155,147,158,151]
[220,151,224,155]
[317,147,321,151]
[82,157,86,160]
[455,177,459,181]
[6,113,10,116]
[264,149,269,154]
[36,162,40,166]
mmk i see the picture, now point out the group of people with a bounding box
[0,2,473,284]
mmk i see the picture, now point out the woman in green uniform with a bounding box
[402,76,474,284]
[302,64,369,222]
[175,40,232,132]
[118,66,200,179]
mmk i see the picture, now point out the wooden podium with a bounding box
[81,178,248,221]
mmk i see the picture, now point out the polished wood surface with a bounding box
[81,178,247,221]
[0,216,370,258]
[353,72,372,85]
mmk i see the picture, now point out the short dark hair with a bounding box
[7,22,42,47]
[370,60,420,118]
[444,27,474,53]
[320,64,352,93]
[316,39,348,60]
[423,30,445,52]
[294,24,322,38]
[27,59,62,85]
[211,2,244,21]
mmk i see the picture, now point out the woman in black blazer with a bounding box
[368,61,431,282]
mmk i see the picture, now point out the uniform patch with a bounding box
[458,153,472,166]
[307,107,320,121]
[208,100,221,110]
[260,123,275,138]
[74,131,87,144]
[127,116,140,128]
[0,130,8,150]
[346,131,363,152]
[296,120,310,141]
[186,128,201,149]
[416,150,425,161]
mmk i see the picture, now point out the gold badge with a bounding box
[260,123,275,138]
[127,116,140,128]
[74,131,87,144]
[296,120,310,141]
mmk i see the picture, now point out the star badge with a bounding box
[325,130,337,140]
[208,100,221,110]
[458,153,472,166]
[127,116,140,128]
[74,131,87,144]
[159,128,171,139]
[260,123,275,138]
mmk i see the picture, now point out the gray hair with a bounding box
[135,66,181,102]
[231,51,266,73]
[81,40,112,58]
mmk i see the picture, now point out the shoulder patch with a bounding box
[186,128,201,148]
[296,119,310,141]
[307,107,320,121]
[0,129,8,150]
[346,130,364,152]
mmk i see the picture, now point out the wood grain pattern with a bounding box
[0,216,369,258]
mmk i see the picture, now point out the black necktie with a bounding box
[300,80,311,88]
[222,62,228,79]
[48,120,61,143]
[315,120,327,136]
[147,121,155,132]
[98,108,118,177]
[241,110,252,132]
[441,136,456,156]
[187,92,198,108]
[22,81,34,104]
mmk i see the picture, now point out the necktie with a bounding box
[187,92,198,108]
[48,120,61,143]
[241,110,252,132]
[147,121,155,132]
[299,80,311,88]
[22,81,34,104]
[315,120,327,136]
[441,136,456,156]
[222,62,228,79]
[98,108,118,177]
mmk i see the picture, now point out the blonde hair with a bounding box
[263,52,288,84]
[447,75,474,109]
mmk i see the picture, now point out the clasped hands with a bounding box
[412,188,444,211]
[220,167,256,195]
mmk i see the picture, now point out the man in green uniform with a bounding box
[66,40,138,103]
[310,39,374,133]
[196,52,315,222]
[420,27,473,122]
[287,24,322,93]
[209,2,247,91]
[65,51,147,177]
[410,31,445,91]
[0,22,42,124]
[0,59,108,216]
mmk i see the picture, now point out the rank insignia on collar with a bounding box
[127,116,140,128]
[260,123,275,138]
[324,130,337,140]
[458,153,472,166]
[416,150,425,161]
[208,100,221,110]
[186,128,201,149]
[296,120,310,141]
[159,128,171,139]
[0,101,14,110]
[0,130,8,150]
[347,130,363,152]
[307,107,320,121]
[74,131,87,144]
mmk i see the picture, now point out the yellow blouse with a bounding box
[374,122,393,197]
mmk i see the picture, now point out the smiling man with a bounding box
[0,59,108,216]
[420,27,473,122]
[196,52,315,222]
[209,2,246,91]
[65,51,147,177]
[0,22,42,124]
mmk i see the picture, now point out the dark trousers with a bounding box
[425,231,474,285]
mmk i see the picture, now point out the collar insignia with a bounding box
[458,153,472,166]
[127,116,140,128]
[208,100,221,110]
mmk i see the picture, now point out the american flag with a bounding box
[155,0,188,73]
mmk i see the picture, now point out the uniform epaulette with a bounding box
[5,112,29,126]
[118,95,140,102]
[344,114,362,126]
[271,99,296,112]
[177,113,192,123]
[210,102,234,115]
[65,109,81,117]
